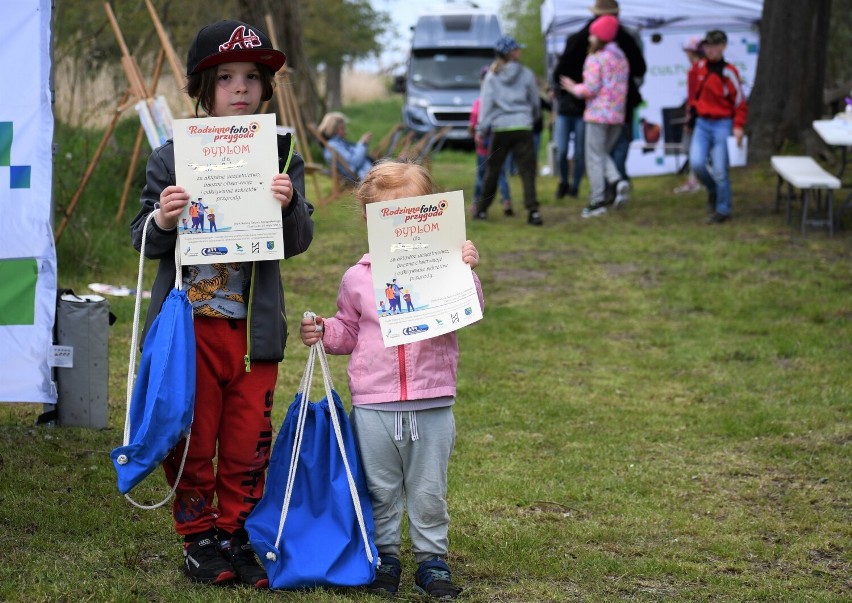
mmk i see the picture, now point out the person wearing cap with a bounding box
[469,64,513,217]
[130,19,315,587]
[674,36,705,195]
[317,111,374,181]
[560,14,630,218]
[589,0,647,183]
[475,35,543,226]
[687,29,748,223]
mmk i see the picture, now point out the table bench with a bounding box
[770,156,841,235]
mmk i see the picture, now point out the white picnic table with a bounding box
[813,117,852,179]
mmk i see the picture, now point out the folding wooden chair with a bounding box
[370,123,405,158]
[399,126,451,167]
[306,122,359,203]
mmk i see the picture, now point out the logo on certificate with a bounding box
[403,325,429,336]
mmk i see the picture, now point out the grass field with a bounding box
[1,98,850,602]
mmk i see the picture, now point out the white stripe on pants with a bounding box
[350,406,456,563]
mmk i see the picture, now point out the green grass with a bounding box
[1,98,850,601]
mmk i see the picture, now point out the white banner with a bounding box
[0,0,57,403]
[627,29,759,176]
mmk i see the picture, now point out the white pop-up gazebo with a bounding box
[541,0,763,176]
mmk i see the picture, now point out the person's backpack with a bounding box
[246,320,377,589]
[111,209,195,509]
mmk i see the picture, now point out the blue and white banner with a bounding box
[0,0,57,403]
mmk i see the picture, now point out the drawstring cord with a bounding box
[393,411,420,442]
[266,311,374,566]
[120,208,193,510]
[394,412,403,441]
[409,411,419,441]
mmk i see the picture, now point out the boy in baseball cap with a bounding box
[185,20,286,116]
[129,18,315,588]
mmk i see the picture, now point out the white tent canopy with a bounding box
[541,0,763,36]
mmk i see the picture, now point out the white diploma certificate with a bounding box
[366,190,482,347]
[173,113,284,265]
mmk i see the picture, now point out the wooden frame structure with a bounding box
[56,1,194,241]
[55,7,451,237]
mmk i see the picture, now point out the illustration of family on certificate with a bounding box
[366,190,483,346]
[172,112,284,265]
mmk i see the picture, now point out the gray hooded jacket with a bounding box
[476,61,540,135]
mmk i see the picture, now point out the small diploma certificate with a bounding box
[366,190,482,347]
[173,113,284,265]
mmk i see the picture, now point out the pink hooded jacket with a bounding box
[321,254,484,406]
[573,42,629,125]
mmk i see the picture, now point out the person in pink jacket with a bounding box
[560,14,630,218]
[300,160,483,600]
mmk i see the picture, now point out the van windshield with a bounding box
[410,49,494,89]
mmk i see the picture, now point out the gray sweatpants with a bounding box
[585,121,623,204]
[350,406,456,563]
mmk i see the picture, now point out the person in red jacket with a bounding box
[687,29,748,224]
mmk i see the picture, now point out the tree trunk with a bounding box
[325,63,343,110]
[748,0,832,162]
[236,0,322,123]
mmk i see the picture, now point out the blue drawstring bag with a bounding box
[246,334,378,589]
[111,209,195,507]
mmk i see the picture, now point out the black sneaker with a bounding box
[220,530,269,588]
[473,210,488,220]
[555,181,569,199]
[706,212,731,224]
[581,203,607,218]
[527,210,543,226]
[603,181,617,205]
[502,199,515,216]
[367,555,401,596]
[183,536,237,585]
[414,558,461,599]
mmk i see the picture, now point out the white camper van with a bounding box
[399,6,503,141]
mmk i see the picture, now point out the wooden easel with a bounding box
[55,1,190,241]
[144,0,194,116]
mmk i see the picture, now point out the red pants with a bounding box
[163,317,277,537]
